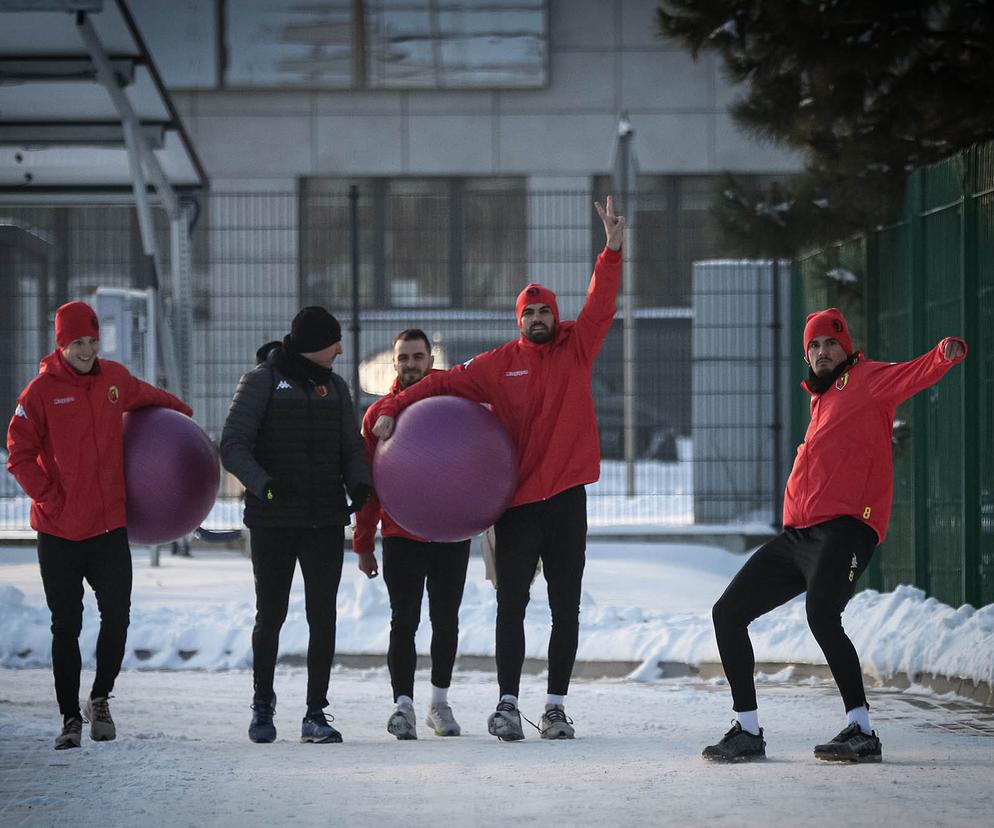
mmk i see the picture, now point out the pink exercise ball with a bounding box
[373,396,517,542]
[123,407,219,545]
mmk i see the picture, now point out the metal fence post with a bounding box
[349,184,361,425]
[863,231,884,591]
[909,172,930,594]
[961,147,981,607]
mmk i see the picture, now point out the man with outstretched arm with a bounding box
[372,197,626,741]
[703,308,967,763]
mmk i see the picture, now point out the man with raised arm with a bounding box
[373,198,625,740]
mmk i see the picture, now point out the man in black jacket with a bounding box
[221,306,372,744]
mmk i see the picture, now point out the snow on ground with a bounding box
[1,667,993,828]
[1,542,992,685]
[1,541,993,826]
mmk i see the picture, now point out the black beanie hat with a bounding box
[288,306,342,353]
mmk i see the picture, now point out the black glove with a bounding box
[347,483,374,514]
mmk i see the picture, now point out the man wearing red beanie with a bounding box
[372,198,625,741]
[703,307,967,764]
[6,300,192,750]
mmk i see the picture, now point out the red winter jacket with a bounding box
[6,351,193,541]
[375,246,622,509]
[782,339,967,544]
[352,372,447,553]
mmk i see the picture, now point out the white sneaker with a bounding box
[83,696,116,741]
[539,704,575,740]
[487,701,524,741]
[426,702,461,737]
[387,702,417,740]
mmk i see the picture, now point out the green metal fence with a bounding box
[792,141,993,609]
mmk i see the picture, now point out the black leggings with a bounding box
[37,528,133,717]
[494,485,587,698]
[712,516,877,713]
[250,526,344,710]
[382,537,471,701]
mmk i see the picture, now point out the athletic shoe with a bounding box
[54,715,82,750]
[814,723,882,763]
[487,700,524,742]
[426,702,461,737]
[539,704,575,739]
[387,702,418,740]
[702,721,766,762]
[301,708,343,744]
[249,694,277,743]
[83,696,116,742]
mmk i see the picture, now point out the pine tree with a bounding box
[658,0,994,254]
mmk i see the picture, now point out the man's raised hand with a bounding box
[595,196,626,251]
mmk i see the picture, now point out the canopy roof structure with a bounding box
[0,0,208,196]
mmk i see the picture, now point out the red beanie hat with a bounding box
[515,283,560,326]
[55,301,100,348]
[803,307,852,358]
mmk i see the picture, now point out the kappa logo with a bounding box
[276,380,292,390]
[848,553,859,583]
[505,369,529,377]
[52,396,75,405]
[14,403,26,419]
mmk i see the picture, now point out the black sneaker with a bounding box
[249,694,277,743]
[814,723,882,763]
[702,721,766,762]
[301,708,343,744]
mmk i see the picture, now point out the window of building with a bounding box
[136,0,548,90]
[301,176,527,309]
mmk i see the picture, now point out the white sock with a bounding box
[430,685,448,705]
[846,706,872,735]
[396,695,414,708]
[499,694,518,708]
[546,693,565,707]
[736,710,761,736]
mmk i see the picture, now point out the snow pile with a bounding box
[1,543,991,687]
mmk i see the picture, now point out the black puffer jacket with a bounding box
[220,346,370,528]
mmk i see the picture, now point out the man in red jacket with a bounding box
[372,198,626,740]
[354,329,472,740]
[6,301,192,751]
[703,307,967,764]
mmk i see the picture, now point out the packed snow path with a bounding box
[0,667,991,827]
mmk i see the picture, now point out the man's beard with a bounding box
[399,369,425,388]
[806,354,857,394]
[524,324,553,344]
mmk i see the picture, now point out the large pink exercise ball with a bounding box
[373,396,517,542]
[123,407,220,545]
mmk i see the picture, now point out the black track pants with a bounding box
[712,516,877,713]
[382,537,471,701]
[494,485,587,698]
[37,528,132,716]
[250,526,344,710]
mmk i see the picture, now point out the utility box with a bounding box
[89,287,156,382]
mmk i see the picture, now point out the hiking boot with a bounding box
[83,696,116,742]
[301,708,343,744]
[539,704,575,739]
[54,715,82,750]
[249,694,277,743]
[702,721,766,762]
[814,723,882,763]
[387,702,418,740]
[426,702,461,737]
[487,701,525,742]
